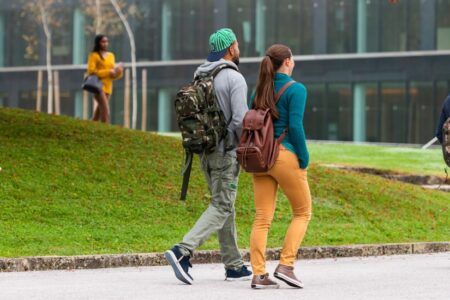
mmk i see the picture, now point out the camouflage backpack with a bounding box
[442,117,450,167]
[174,64,236,200]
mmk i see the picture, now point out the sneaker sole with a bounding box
[251,283,280,289]
[164,250,193,285]
[225,276,252,281]
[274,272,303,288]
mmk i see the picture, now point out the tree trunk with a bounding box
[39,2,53,114]
[95,0,102,34]
[110,0,138,129]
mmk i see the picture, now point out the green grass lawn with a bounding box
[309,142,446,176]
[159,133,446,176]
[0,107,449,258]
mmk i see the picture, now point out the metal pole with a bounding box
[141,69,147,131]
[83,91,89,120]
[124,68,130,128]
[53,70,60,115]
[36,70,43,112]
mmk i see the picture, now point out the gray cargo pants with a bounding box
[177,150,244,271]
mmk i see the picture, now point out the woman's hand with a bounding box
[109,63,123,78]
[111,62,124,78]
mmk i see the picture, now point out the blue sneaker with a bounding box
[225,265,252,281]
[164,246,193,285]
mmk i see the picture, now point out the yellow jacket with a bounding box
[87,52,122,95]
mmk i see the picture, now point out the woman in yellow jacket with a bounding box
[87,35,123,123]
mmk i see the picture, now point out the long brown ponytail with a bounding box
[253,44,292,119]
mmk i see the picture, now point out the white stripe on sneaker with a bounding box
[165,250,193,285]
[251,284,280,289]
[225,276,252,281]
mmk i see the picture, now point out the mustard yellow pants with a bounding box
[250,146,312,275]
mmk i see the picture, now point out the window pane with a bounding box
[362,83,380,142]
[327,0,356,54]
[366,1,380,52]
[133,1,161,61]
[304,83,326,140]
[169,0,214,60]
[437,0,450,50]
[229,0,255,57]
[409,81,434,144]
[380,82,407,143]
[265,0,314,55]
[327,83,353,141]
[380,1,407,51]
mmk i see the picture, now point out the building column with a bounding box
[352,0,367,142]
[161,2,172,62]
[313,0,327,54]
[255,0,266,56]
[158,89,171,132]
[158,2,172,132]
[420,0,436,50]
[73,8,85,118]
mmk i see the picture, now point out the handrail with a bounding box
[1,50,450,73]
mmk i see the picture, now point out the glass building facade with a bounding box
[1,0,450,144]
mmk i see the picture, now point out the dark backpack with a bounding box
[237,81,295,173]
[174,64,236,200]
[442,117,450,167]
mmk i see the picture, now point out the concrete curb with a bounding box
[1,242,448,272]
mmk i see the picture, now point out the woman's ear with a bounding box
[284,57,291,67]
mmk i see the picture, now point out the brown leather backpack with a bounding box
[237,81,295,173]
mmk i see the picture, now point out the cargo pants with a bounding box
[177,150,244,271]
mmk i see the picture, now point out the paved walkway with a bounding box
[0,253,449,300]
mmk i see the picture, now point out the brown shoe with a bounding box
[274,264,304,288]
[251,273,280,289]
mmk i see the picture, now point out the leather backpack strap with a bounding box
[275,80,295,143]
[275,80,295,103]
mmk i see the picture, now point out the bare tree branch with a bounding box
[95,0,102,34]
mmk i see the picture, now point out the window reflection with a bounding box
[437,0,450,50]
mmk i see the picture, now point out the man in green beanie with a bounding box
[165,28,251,284]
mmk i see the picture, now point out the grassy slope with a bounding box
[0,108,448,258]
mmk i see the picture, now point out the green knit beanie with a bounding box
[209,28,237,52]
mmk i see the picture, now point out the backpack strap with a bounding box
[275,80,296,143]
[194,63,238,80]
[180,151,193,201]
[211,63,238,77]
[275,80,295,103]
[210,63,238,150]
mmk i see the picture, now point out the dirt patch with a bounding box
[323,164,450,192]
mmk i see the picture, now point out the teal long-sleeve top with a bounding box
[249,72,309,169]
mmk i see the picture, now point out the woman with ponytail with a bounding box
[249,44,312,289]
